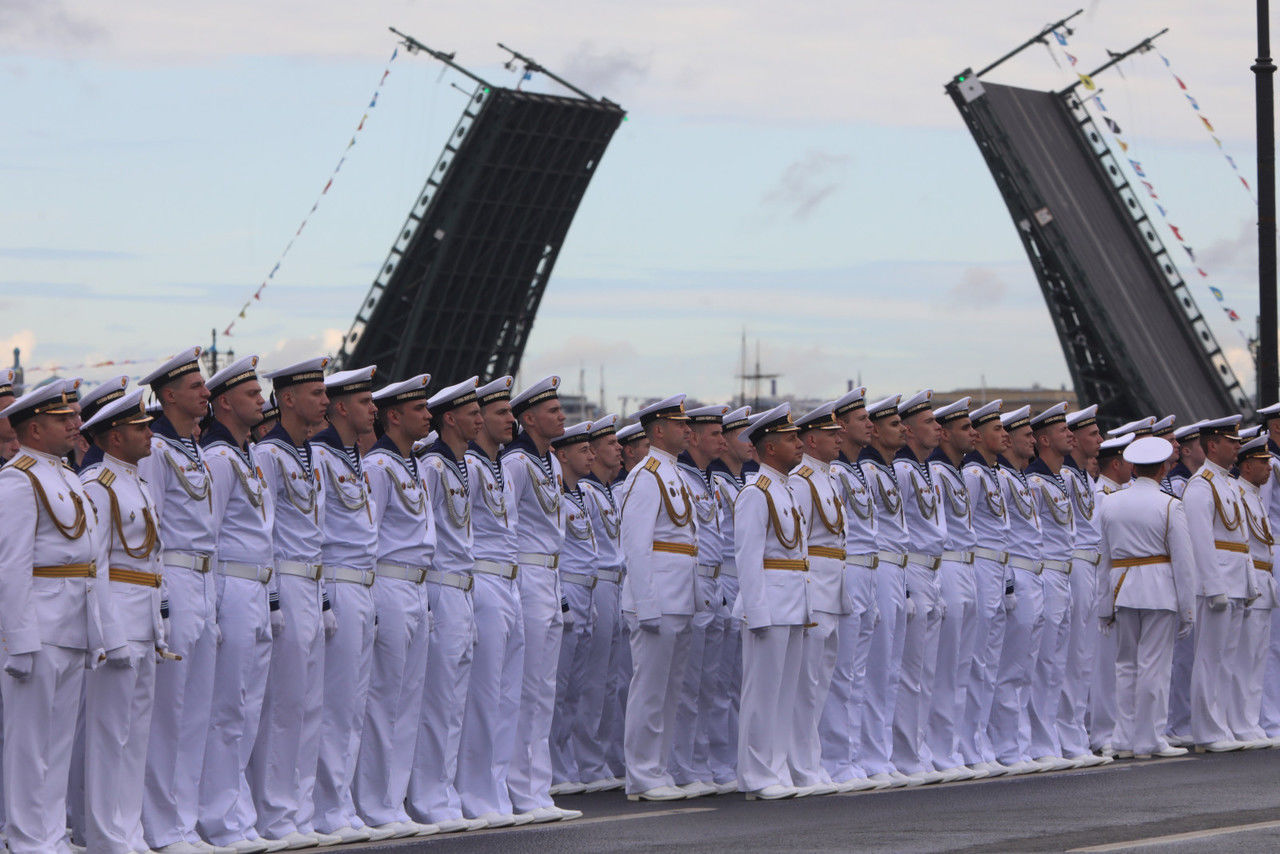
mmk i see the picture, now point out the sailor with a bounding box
[354,374,439,839]
[1183,415,1254,752]
[925,397,981,781]
[501,376,581,821]
[706,406,754,792]
[1168,423,1204,500]
[857,394,911,788]
[1230,435,1276,748]
[249,357,336,848]
[1088,434,1135,755]
[74,375,130,475]
[733,403,808,800]
[1023,402,1077,769]
[456,376,532,826]
[1059,405,1111,767]
[1259,405,1280,743]
[137,347,221,854]
[669,404,730,799]
[197,356,283,853]
[619,395,698,802]
[821,389,882,792]
[0,382,110,854]
[788,401,847,795]
[989,406,1044,775]
[1095,435,1196,759]
[616,422,650,484]
[62,377,92,471]
[310,366,384,842]
[575,415,629,793]
[1151,416,1179,493]
[958,400,1014,776]
[549,420,601,794]
[1164,422,1203,749]
[890,390,946,783]
[252,397,279,444]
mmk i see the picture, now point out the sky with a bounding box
[0,0,1267,412]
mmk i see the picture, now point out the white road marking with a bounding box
[1067,818,1280,851]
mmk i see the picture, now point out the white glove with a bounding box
[3,652,34,679]
[1177,615,1194,639]
[1004,592,1017,613]
[904,597,917,621]
[1098,617,1114,636]
[749,625,770,637]
[105,645,132,669]
[323,608,339,641]
[270,609,285,639]
[1208,593,1229,612]
[639,617,661,634]
[937,601,948,620]
[162,616,172,647]
[872,607,882,629]
[213,622,224,645]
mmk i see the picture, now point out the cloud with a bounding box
[0,247,137,261]
[558,44,650,97]
[0,328,37,363]
[1198,219,1257,273]
[0,0,104,51]
[944,266,1008,307]
[761,151,850,221]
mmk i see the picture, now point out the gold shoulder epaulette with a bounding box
[643,457,661,473]
[1203,470,1214,481]
[96,469,117,488]
[796,466,813,478]
[12,455,35,472]
[756,474,772,490]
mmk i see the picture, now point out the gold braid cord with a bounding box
[648,465,693,527]
[20,468,87,541]
[1208,480,1242,531]
[106,482,159,559]
[805,474,845,536]
[1244,500,1274,547]
[762,487,802,550]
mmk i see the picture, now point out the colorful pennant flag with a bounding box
[1129,159,1146,177]
[1104,117,1122,134]
[1077,72,1097,91]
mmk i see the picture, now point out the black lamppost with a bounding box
[1256,0,1278,406]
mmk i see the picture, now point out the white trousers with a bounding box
[1090,618,1120,749]
[1165,631,1194,742]
[507,565,564,812]
[354,577,430,827]
[991,567,1045,764]
[738,624,804,792]
[552,581,595,784]
[820,563,877,782]
[574,578,623,784]
[1057,558,1099,757]
[249,575,324,840]
[198,576,272,846]
[622,612,692,794]
[1229,604,1272,741]
[858,563,906,776]
[456,574,524,819]
[791,612,839,786]
[1029,568,1072,759]
[892,563,942,775]
[86,643,156,854]
[959,557,1008,766]
[705,574,739,785]
[925,559,977,770]
[1191,596,1244,745]
[1262,606,1280,737]
[144,566,219,849]
[1114,608,1177,756]
[670,574,726,786]
[2,644,84,854]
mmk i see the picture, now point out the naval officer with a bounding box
[1231,435,1275,747]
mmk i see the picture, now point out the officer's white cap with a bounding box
[1123,435,1172,465]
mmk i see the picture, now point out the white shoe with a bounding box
[1002,760,1036,776]
[251,839,289,854]
[320,827,370,844]
[1241,738,1272,750]
[1153,746,1189,758]
[510,812,538,826]
[221,841,270,854]
[836,777,877,793]
[979,761,1008,778]
[305,832,342,848]
[1096,744,1116,757]
[551,806,583,821]
[1267,736,1280,748]
[582,778,617,793]
[678,781,718,798]
[551,781,586,795]
[521,807,564,824]
[154,845,207,854]
[366,823,415,840]
[364,824,398,841]
[745,784,795,800]
[938,766,972,783]
[1068,752,1107,768]
[433,819,473,833]
[865,772,902,789]
[626,785,687,802]
[463,817,490,831]
[898,771,932,787]
[714,780,740,795]
[190,843,237,854]
[963,765,990,780]
[471,813,515,829]
[1196,739,1245,752]
[264,833,317,851]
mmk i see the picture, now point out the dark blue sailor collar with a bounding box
[1167,461,1191,480]
[310,424,349,455]
[1063,453,1083,473]
[926,447,959,469]
[149,413,188,443]
[200,417,249,454]
[499,429,551,465]
[858,446,887,467]
[467,439,497,462]
[80,443,105,470]
[1269,438,1280,456]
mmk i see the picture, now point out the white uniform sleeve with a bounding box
[0,471,40,654]
[1167,499,1197,620]
[733,485,771,630]
[1181,478,1223,597]
[619,468,661,621]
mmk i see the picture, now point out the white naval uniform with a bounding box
[1058,459,1103,759]
[1090,475,1127,751]
[501,433,568,812]
[857,448,909,777]
[1183,459,1255,745]
[991,459,1045,765]
[821,453,879,783]
[1262,445,1280,737]
[578,473,628,785]
[619,447,698,794]
[891,448,946,775]
[789,455,848,787]
[926,450,979,772]
[958,453,1012,768]
[249,425,326,840]
[82,455,165,854]
[1095,478,1196,756]
[733,463,810,793]
[551,486,599,787]
[1234,479,1276,741]
[456,444,525,818]
[0,447,108,854]
[355,437,433,828]
[669,453,728,788]
[1024,459,1077,760]
[138,417,220,849]
[198,425,276,846]
[708,462,751,785]
[311,428,379,834]
[1162,465,1194,746]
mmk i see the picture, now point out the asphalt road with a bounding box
[339,749,1280,853]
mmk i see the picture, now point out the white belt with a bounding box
[941,550,974,565]
[907,552,941,571]
[326,566,375,587]
[517,551,560,569]
[1008,556,1043,575]
[561,570,597,589]
[973,547,1009,565]
[277,559,323,580]
[425,568,474,592]
[472,559,519,580]
[845,553,879,569]
[697,563,722,579]
[1071,549,1102,566]
[719,564,738,578]
[376,561,428,584]
[596,568,624,585]
[877,551,908,568]
[217,560,272,583]
[1042,558,1072,575]
[163,551,212,573]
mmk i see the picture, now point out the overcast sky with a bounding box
[0,0,1265,410]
